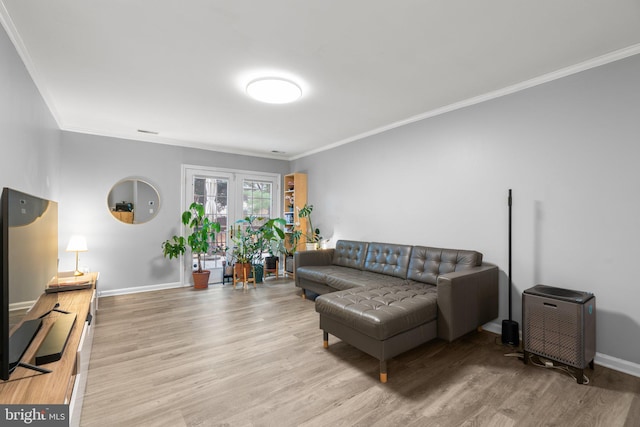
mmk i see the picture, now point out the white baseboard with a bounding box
[594,352,640,378]
[483,320,503,336]
[97,281,185,298]
[483,320,640,378]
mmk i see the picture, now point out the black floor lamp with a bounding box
[502,189,519,346]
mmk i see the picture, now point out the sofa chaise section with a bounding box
[316,282,439,383]
[297,240,499,382]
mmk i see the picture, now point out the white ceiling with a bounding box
[2,1,640,160]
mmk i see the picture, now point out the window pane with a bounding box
[193,177,228,258]
[242,179,273,261]
[243,180,272,220]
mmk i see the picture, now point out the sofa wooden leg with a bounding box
[301,292,306,299]
[323,331,329,348]
[380,360,387,383]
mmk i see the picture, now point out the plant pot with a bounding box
[305,243,318,251]
[234,262,252,281]
[264,256,278,270]
[285,256,294,276]
[264,256,279,279]
[253,264,264,283]
[192,270,210,289]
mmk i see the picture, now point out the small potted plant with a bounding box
[230,221,256,283]
[260,218,287,278]
[284,230,301,277]
[231,216,286,283]
[298,204,322,250]
[162,202,221,289]
[264,241,280,272]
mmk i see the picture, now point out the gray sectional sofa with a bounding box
[295,240,499,382]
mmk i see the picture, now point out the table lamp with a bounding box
[66,235,88,276]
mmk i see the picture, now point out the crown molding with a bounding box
[0,1,64,128]
[61,125,291,161]
[292,43,640,161]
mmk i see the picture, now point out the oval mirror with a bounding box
[107,178,160,224]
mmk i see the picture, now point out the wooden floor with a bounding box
[80,279,640,427]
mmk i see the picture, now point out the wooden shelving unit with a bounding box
[110,210,134,223]
[283,173,307,277]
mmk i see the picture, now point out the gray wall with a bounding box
[293,54,640,367]
[58,132,289,294]
[0,23,60,199]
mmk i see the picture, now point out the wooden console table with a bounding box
[0,272,98,426]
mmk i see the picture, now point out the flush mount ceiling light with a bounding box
[246,78,302,104]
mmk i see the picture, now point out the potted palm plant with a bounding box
[162,202,221,289]
[298,203,322,250]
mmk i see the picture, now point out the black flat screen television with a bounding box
[0,188,58,380]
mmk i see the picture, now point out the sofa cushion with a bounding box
[295,265,332,284]
[315,283,438,340]
[407,246,483,285]
[332,240,369,270]
[360,271,408,288]
[298,265,409,291]
[325,267,371,291]
[296,265,367,290]
[363,242,412,279]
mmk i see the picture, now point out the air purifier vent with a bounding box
[523,284,596,384]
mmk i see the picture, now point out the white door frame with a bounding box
[180,164,281,285]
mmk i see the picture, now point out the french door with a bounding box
[182,165,280,284]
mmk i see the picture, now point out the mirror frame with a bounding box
[107,178,160,224]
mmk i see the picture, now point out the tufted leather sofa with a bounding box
[295,240,499,382]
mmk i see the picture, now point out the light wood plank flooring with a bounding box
[80,279,640,427]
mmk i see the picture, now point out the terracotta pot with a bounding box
[192,270,211,289]
[234,262,252,279]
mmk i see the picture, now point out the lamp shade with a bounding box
[66,235,88,252]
